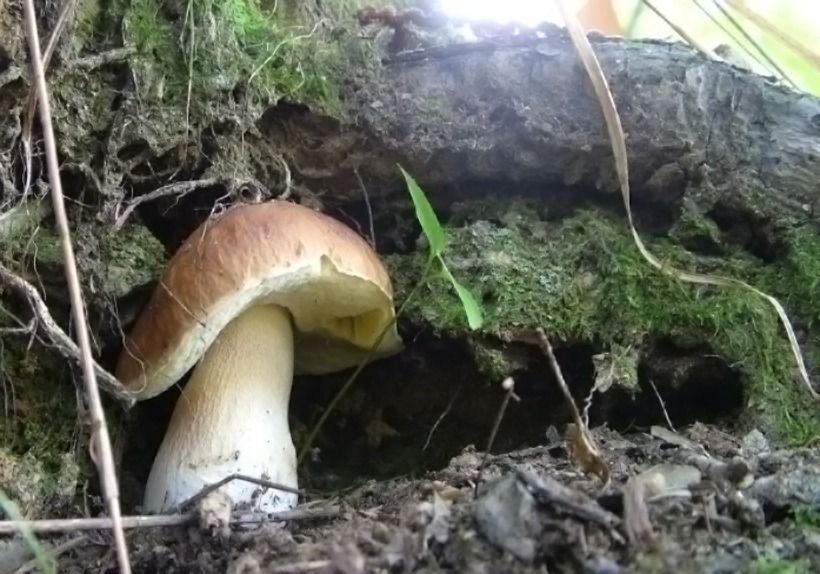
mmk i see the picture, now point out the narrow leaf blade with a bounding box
[440,261,484,330]
[399,165,446,256]
[452,280,483,330]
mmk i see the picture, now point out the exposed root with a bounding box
[422,385,461,451]
[113,176,270,229]
[69,47,136,71]
[649,377,676,432]
[19,0,80,198]
[0,262,135,409]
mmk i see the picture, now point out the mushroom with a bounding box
[115,200,403,513]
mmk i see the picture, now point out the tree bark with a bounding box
[267,34,820,216]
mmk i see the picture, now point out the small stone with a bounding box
[474,475,540,563]
[197,490,234,539]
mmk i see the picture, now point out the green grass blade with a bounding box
[441,260,484,330]
[399,165,446,256]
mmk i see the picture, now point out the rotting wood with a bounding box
[266,33,820,213]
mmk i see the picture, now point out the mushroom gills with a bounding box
[142,303,298,513]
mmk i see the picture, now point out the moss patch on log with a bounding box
[96,0,369,124]
[388,199,820,446]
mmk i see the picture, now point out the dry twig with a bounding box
[724,0,820,75]
[21,2,132,571]
[475,377,519,493]
[174,474,307,512]
[0,506,340,535]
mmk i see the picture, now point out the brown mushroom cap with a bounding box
[115,200,402,400]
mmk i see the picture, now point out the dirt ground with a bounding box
[17,424,809,573]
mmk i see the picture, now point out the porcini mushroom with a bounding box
[115,200,403,513]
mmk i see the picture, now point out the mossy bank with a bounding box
[89,0,380,126]
[0,207,167,516]
[388,197,820,446]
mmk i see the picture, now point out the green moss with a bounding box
[792,505,820,530]
[0,225,62,273]
[101,0,367,122]
[469,340,518,384]
[0,215,164,516]
[388,200,820,445]
[747,558,810,574]
[668,197,726,253]
[593,343,640,395]
[79,223,167,300]
[0,346,77,469]
[0,343,87,518]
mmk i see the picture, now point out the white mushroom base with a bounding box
[142,304,299,513]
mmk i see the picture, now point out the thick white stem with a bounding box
[142,304,297,513]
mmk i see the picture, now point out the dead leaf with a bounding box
[567,423,611,485]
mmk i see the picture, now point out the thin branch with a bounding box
[0,263,135,408]
[423,385,460,451]
[173,474,307,512]
[475,377,519,494]
[21,2,132,572]
[114,178,219,228]
[0,506,340,535]
[723,0,820,75]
